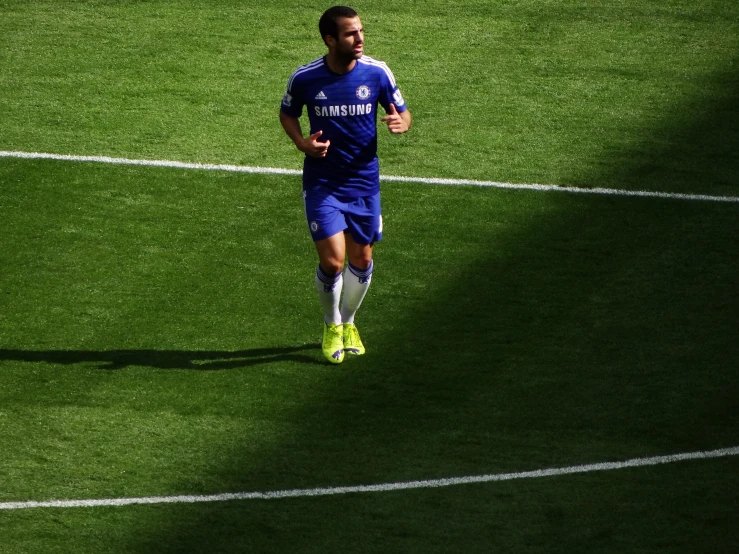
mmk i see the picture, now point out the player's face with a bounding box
[332,16,364,60]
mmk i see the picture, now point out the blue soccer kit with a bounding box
[281,55,407,243]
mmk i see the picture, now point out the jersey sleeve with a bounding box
[377,63,407,114]
[280,71,305,118]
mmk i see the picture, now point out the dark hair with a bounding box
[319,6,358,44]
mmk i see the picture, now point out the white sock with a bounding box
[315,265,343,325]
[340,261,373,325]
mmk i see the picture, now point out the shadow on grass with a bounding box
[573,54,739,197]
[0,345,320,370]
[122,47,739,554]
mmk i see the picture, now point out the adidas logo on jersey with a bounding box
[315,91,328,100]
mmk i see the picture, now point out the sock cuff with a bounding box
[316,265,342,286]
[348,260,373,282]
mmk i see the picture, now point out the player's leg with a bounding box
[340,193,382,355]
[342,235,373,325]
[304,190,348,364]
[314,231,346,326]
[341,235,372,355]
[315,232,348,364]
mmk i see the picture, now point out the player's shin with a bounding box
[315,265,343,325]
[340,261,373,324]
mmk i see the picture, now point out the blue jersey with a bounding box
[281,55,407,197]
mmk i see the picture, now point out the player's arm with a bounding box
[279,111,330,158]
[398,106,412,131]
[381,103,411,134]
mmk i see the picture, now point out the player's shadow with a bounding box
[0,344,320,371]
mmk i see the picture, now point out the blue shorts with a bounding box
[303,189,383,244]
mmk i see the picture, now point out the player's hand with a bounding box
[381,104,408,134]
[302,130,330,158]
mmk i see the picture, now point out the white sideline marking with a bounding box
[1,446,737,511]
[1,150,738,203]
[0,150,302,177]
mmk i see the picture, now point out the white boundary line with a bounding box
[2,150,738,203]
[1,446,737,511]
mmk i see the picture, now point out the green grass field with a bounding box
[1,1,738,552]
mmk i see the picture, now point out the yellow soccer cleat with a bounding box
[342,323,365,356]
[322,323,345,364]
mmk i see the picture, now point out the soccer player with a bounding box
[279,5,412,364]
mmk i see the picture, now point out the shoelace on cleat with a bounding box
[326,325,343,345]
[345,325,360,345]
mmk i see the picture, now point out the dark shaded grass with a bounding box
[3,458,737,553]
[111,39,738,553]
[110,189,735,552]
[1,154,736,553]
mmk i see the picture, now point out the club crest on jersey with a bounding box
[356,85,371,100]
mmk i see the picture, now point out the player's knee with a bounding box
[348,253,372,271]
[320,258,345,276]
